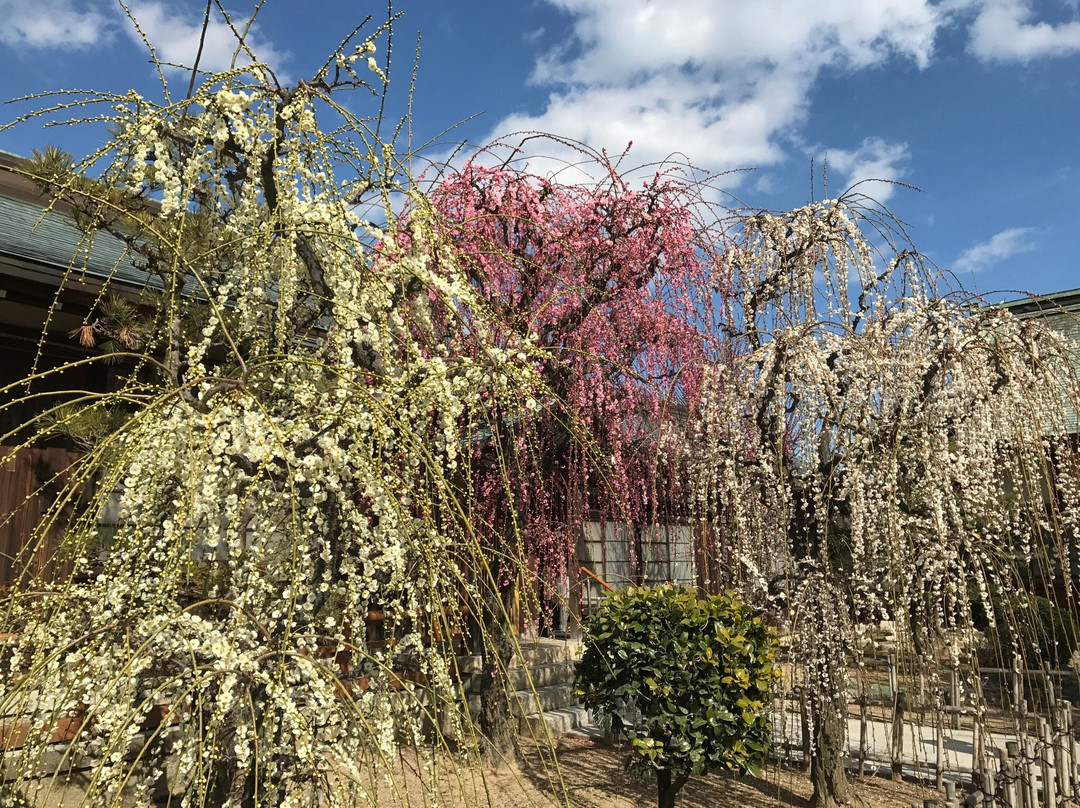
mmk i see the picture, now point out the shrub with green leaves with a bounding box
[575,586,778,808]
[982,592,1080,669]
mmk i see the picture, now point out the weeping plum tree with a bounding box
[691,198,1080,806]
[5,7,1077,803]
[0,11,542,808]
[425,148,721,755]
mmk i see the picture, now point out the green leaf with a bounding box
[575,585,778,780]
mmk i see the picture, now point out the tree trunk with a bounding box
[809,704,852,807]
[656,769,690,808]
[478,578,518,765]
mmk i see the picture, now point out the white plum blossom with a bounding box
[0,23,538,808]
[691,200,1080,802]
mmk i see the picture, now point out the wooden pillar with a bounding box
[944,780,959,808]
[984,749,999,807]
[889,653,899,702]
[1071,735,1080,802]
[1039,717,1055,807]
[1024,736,1038,808]
[1054,703,1069,802]
[973,714,985,785]
[950,667,962,730]
[1014,654,1028,738]
[1064,702,1077,801]
[858,699,869,777]
[893,688,907,781]
[800,689,812,771]
[1002,750,1018,808]
[936,712,945,791]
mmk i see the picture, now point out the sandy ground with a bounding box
[520,737,934,808]
[6,738,953,808]
[361,737,944,808]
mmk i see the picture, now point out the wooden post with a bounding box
[889,652,898,702]
[1006,742,1023,808]
[1013,662,1021,712]
[1024,736,1038,808]
[859,695,869,777]
[893,687,907,781]
[985,750,999,807]
[1071,735,1080,804]
[1072,735,1080,803]
[970,667,986,798]
[973,715,985,788]
[951,667,962,730]
[1054,703,1069,802]
[944,780,959,808]
[1014,654,1028,739]
[936,712,945,791]
[1039,717,1055,808]
[1065,702,1077,802]
[1002,752,1018,808]
[857,664,868,777]
[1043,662,1057,710]
[800,689,811,771]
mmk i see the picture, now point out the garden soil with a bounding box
[12,737,966,807]
[370,736,950,808]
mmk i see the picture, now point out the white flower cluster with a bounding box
[2,47,540,808]
[693,201,1080,723]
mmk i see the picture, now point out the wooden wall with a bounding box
[0,445,86,588]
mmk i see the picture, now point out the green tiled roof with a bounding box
[999,290,1080,436]
[0,192,147,287]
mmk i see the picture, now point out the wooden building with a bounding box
[0,152,134,587]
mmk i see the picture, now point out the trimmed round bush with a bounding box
[575,586,778,807]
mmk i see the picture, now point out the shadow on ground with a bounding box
[516,738,811,808]
[515,737,934,808]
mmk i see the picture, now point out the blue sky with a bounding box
[0,0,1076,300]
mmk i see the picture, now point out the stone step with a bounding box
[453,654,577,695]
[510,684,577,717]
[517,705,607,740]
[507,660,577,691]
[562,722,609,742]
[511,639,582,667]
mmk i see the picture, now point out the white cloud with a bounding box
[953,227,1038,273]
[491,68,804,179]
[473,0,1080,187]
[816,137,912,203]
[476,0,944,182]
[533,0,941,85]
[0,0,112,49]
[0,1,288,78]
[123,2,287,76]
[968,0,1080,61]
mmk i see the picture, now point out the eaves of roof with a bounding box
[0,192,146,289]
[995,288,1080,437]
[997,288,1080,317]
